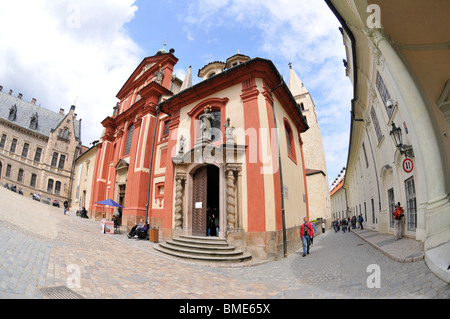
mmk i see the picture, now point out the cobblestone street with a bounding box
[0,187,448,300]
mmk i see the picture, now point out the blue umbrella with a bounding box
[95,198,124,208]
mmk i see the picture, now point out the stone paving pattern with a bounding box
[0,187,448,299]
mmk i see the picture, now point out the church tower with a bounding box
[289,65,331,223]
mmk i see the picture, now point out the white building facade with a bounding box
[326,0,449,263]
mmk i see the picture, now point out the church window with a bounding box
[284,118,297,163]
[124,123,134,155]
[163,120,170,137]
[210,111,221,142]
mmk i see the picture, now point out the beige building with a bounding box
[289,66,332,223]
[326,0,450,282]
[330,167,347,220]
[71,144,97,214]
[0,86,82,205]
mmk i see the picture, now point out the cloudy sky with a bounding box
[0,0,353,187]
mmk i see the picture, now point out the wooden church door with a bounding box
[192,166,208,236]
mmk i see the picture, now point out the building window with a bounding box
[163,120,170,137]
[17,169,23,182]
[55,181,61,195]
[10,138,18,153]
[0,134,6,148]
[371,198,375,224]
[370,107,383,143]
[47,179,54,193]
[30,174,37,187]
[124,123,134,155]
[405,177,417,231]
[6,164,11,178]
[58,154,66,170]
[51,152,59,167]
[376,71,394,118]
[21,143,29,158]
[34,147,42,162]
[284,118,297,163]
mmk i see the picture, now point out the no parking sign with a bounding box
[403,158,414,173]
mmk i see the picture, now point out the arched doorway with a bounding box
[191,165,220,236]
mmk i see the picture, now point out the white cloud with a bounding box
[0,0,142,145]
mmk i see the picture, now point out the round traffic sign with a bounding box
[403,158,414,173]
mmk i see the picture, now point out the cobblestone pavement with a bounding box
[0,187,448,299]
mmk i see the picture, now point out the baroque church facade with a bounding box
[89,48,312,260]
[0,86,82,204]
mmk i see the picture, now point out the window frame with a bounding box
[283,118,297,164]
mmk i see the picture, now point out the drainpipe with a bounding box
[270,81,287,258]
[145,104,160,223]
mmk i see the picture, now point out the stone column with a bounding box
[174,175,186,229]
[225,164,241,231]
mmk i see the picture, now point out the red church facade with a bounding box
[90,49,309,260]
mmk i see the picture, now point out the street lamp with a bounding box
[389,122,414,158]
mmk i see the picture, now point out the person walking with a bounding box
[393,202,404,240]
[321,221,325,233]
[358,214,364,230]
[300,217,314,257]
[63,200,69,215]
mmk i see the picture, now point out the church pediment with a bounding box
[115,158,129,171]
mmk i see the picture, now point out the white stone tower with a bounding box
[289,65,331,223]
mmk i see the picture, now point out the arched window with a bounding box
[124,123,134,155]
[284,118,297,164]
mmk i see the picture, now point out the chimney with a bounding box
[31,98,36,104]
[9,89,13,95]
[73,113,77,120]
[18,93,23,99]
[59,108,64,115]
[70,105,76,111]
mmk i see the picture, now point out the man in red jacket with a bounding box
[393,202,404,240]
[300,217,314,257]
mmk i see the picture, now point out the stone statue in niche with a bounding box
[178,135,186,156]
[198,106,214,141]
[8,104,17,121]
[223,117,235,144]
[152,64,164,85]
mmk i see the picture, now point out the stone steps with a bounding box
[153,235,251,263]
